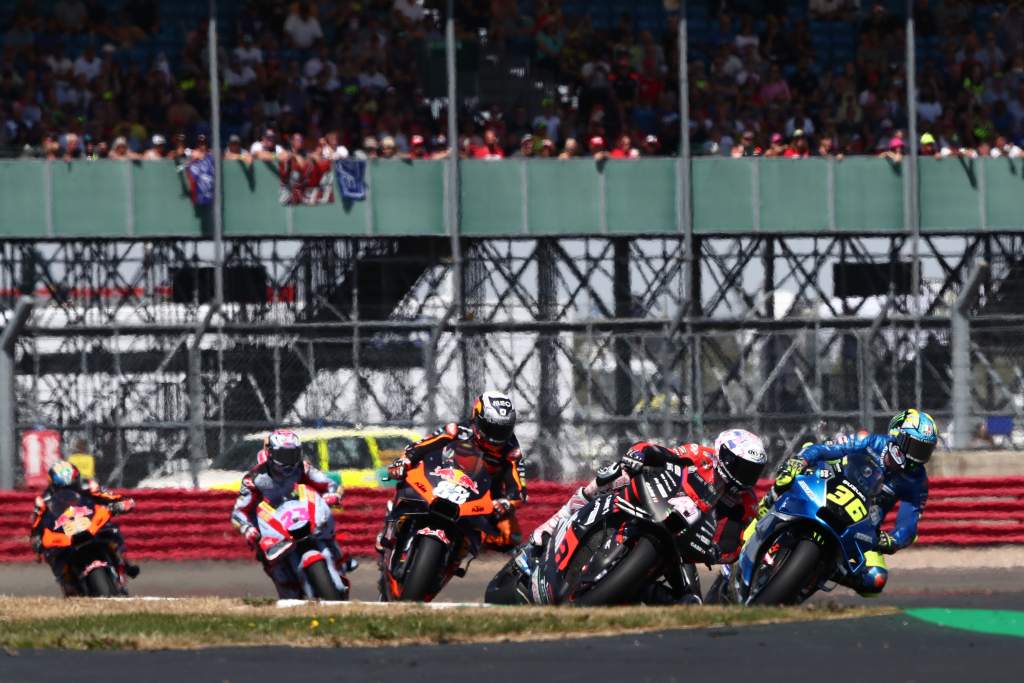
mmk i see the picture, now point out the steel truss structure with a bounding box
[2,232,1023,484]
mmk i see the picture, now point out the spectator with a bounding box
[515,134,535,158]
[474,128,504,159]
[817,135,843,159]
[558,137,580,159]
[72,45,103,82]
[283,2,323,50]
[533,98,561,145]
[783,130,810,158]
[538,139,555,157]
[251,129,283,161]
[143,134,167,160]
[610,134,636,159]
[224,55,257,89]
[919,132,937,157]
[641,134,660,156]
[379,136,398,159]
[408,134,428,160]
[731,130,762,157]
[990,134,1024,158]
[879,136,904,163]
[760,64,792,104]
[588,135,608,161]
[785,104,815,139]
[763,132,787,157]
[223,134,251,163]
[361,136,379,160]
[108,136,137,160]
[233,33,262,66]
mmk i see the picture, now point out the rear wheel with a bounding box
[573,536,661,606]
[85,568,118,597]
[750,538,822,605]
[305,559,344,601]
[399,536,447,602]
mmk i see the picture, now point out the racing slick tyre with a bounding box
[485,553,528,605]
[85,568,118,597]
[305,559,344,601]
[750,538,822,605]
[573,536,660,606]
[399,536,446,602]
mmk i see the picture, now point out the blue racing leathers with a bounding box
[798,433,928,595]
[801,434,928,550]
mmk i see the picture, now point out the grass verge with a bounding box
[0,597,895,651]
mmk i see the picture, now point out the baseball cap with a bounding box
[363,136,379,149]
[644,134,659,146]
[151,134,166,146]
[380,136,396,148]
[589,135,605,148]
[889,137,905,150]
[920,132,936,145]
[793,128,805,138]
[228,133,241,144]
[770,132,783,144]
[411,134,425,146]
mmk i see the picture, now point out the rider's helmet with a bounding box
[48,460,80,488]
[470,390,517,453]
[886,409,938,471]
[265,429,304,478]
[713,429,768,491]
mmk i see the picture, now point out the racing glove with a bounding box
[876,530,897,555]
[322,492,342,507]
[112,498,136,514]
[773,457,808,491]
[493,498,513,518]
[621,445,648,475]
[242,525,260,548]
[386,457,411,481]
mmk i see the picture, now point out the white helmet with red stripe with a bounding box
[713,428,768,490]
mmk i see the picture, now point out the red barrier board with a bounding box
[1,476,1023,562]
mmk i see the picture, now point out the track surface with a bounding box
[1,552,1021,682]
[2,554,1023,608]
[0,614,1017,683]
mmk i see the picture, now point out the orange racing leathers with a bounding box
[29,480,135,594]
[391,422,527,547]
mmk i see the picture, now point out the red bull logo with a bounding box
[55,505,92,534]
[430,466,479,494]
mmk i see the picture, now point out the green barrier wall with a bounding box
[1,157,1022,239]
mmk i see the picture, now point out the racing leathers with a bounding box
[381,422,527,550]
[761,433,928,596]
[531,442,758,600]
[29,480,136,596]
[231,460,349,598]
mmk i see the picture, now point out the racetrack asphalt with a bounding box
[0,613,1017,683]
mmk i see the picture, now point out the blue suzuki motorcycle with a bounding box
[713,451,885,605]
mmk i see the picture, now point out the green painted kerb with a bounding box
[905,608,1024,638]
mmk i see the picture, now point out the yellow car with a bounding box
[137,426,421,490]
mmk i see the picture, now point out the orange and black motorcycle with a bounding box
[39,488,131,597]
[379,448,497,601]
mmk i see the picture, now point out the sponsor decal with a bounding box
[430,467,479,494]
[417,527,450,544]
[55,506,92,535]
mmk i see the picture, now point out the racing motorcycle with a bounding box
[39,488,131,597]
[707,451,884,605]
[256,484,348,600]
[379,448,497,601]
[486,462,717,606]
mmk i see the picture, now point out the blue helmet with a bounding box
[887,409,938,468]
[48,460,80,488]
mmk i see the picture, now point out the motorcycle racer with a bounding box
[29,460,139,596]
[529,429,768,601]
[380,391,527,551]
[231,429,351,598]
[756,409,936,596]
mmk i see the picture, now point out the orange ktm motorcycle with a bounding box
[379,448,498,601]
[39,488,130,597]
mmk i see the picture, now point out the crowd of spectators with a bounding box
[2,1,1024,164]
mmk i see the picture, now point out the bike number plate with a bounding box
[434,481,471,504]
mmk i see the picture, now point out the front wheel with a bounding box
[305,559,345,601]
[750,538,822,605]
[398,536,447,602]
[85,567,118,597]
[573,536,661,606]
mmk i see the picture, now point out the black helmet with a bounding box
[471,391,516,447]
[266,429,303,477]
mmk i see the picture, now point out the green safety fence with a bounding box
[2,157,1023,239]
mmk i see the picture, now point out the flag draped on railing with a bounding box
[335,158,367,201]
[185,155,215,206]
